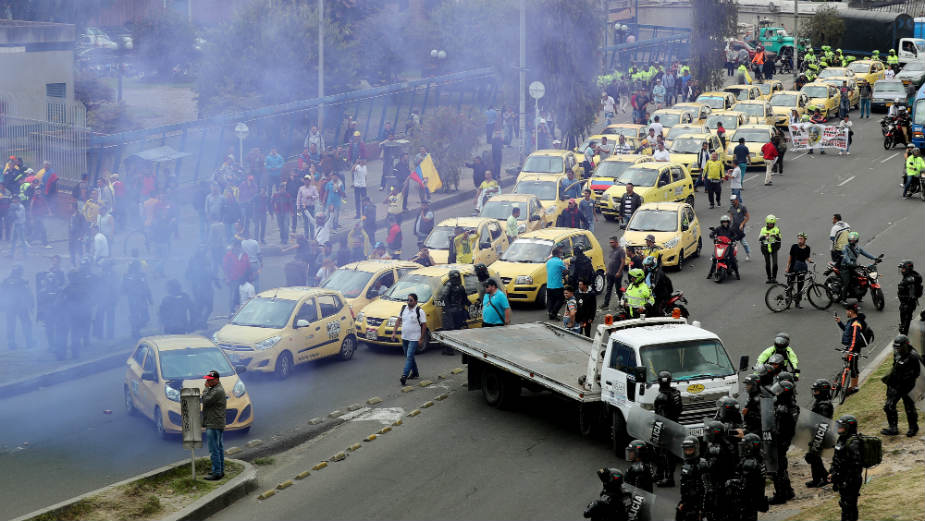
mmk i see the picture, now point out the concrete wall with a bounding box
[0,21,76,122]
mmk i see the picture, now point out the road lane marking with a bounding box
[881,153,899,163]
[838,176,856,186]
[793,152,808,160]
[743,175,759,184]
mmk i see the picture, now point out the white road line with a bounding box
[837,176,856,186]
[793,152,808,160]
[743,175,759,184]
[881,153,899,163]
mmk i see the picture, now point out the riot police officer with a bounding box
[624,439,655,492]
[158,279,194,334]
[654,370,682,487]
[881,334,921,437]
[583,468,629,521]
[676,436,705,521]
[35,255,67,353]
[474,263,505,301]
[897,260,923,335]
[829,415,864,521]
[702,420,737,521]
[805,379,835,488]
[123,260,153,338]
[1,265,34,351]
[741,374,763,435]
[715,395,743,432]
[769,380,798,504]
[737,433,769,521]
[440,270,470,355]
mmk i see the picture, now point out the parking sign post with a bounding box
[181,388,203,479]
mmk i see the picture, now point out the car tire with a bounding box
[693,237,702,258]
[154,406,168,440]
[481,367,520,409]
[676,251,685,271]
[338,335,356,361]
[275,351,294,380]
[593,271,605,294]
[124,385,137,416]
[536,284,547,308]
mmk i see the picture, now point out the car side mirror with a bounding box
[530,215,540,222]
[739,355,750,371]
[233,365,247,374]
[142,370,157,382]
[296,319,310,328]
[633,366,647,384]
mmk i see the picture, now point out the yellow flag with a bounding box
[417,153,442,193]
[744,70,752,85]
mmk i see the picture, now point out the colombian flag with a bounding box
[410,153,442,193]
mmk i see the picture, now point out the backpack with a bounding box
[400,304,425,328]
[854,433,882,468]
[860,321,875,346]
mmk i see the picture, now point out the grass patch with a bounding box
[787,464,925,521]
[832,355,893,427]
[253,457,275,466]
[25,459,243,521]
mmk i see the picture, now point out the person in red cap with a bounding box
[556,198,589,228]
[202,369,227,480]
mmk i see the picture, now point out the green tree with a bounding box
[411,107,481,191]
[132,11,196,80]
[805,5,845,49]
[690,0,737,91]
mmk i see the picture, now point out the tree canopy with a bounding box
[805,6,845,49]
[691,0,737,91]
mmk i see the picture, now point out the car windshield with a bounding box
[595,160,636,179]
[802,85,829,98]
[320,269,374,299]
[736,104,766,116]
[847,62,871,73]
[756,83,773,95]
[425,225,473,249]
[822,79,848,89]
[160,347,235,381]
[667,126,702,140]
[514,180,558,201]
[231,297,297,329]
[640,339,735,382]
[522,155,563,174]
[383,274,437,303]
[669,138,706,154]
[480,200,527,220]
[706,114,740,129]
[500,238,554,262]
[616,166,659,187]
[769,93,797,106]
[655,113,682,126]
[628,209,678,232]
[733,129,771,143]
[819,69,846,79]
[696,96,727,109]
[725,88,751,101]
[874,81,905,94]
[603,126,639,137]
[902,62,925,72]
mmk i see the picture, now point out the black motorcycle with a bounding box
[881,116,908,150]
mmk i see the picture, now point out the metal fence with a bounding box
[0,94,88,183]
[603,24,692,71]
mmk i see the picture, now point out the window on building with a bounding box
[46,83,66,98]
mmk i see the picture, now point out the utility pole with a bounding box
[318,0,325,132]
[793,0,799,84]
[519,0,526,158]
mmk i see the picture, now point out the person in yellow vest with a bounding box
[385,185,403,221]
[703,151,725,209]
[624,268,654,317]
[887,49,899,67]
[448,226,475,264]
[902,146,925,198]
[758,214,782,283]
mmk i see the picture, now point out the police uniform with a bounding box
[830,421,864,521]
[897,266,923,335]
[654,376,682,486]
[881,339,921,436]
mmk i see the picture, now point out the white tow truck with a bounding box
[434,317,749,451]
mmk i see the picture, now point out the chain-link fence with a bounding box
[0,94,88,183]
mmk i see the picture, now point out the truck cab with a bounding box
[899,38,925,65]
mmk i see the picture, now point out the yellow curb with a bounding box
[418,379,433,387]
[331,451,347,462]
[295,471,311,480]
[378,426,392,434]
[225,447,242,456]
[401,386,415,393]
[347,403,362,411]
[347,443,362,452]
[308,417,323,425]
[421,401,434,408]
[366,396,383,405]
[312,462,328,471]
[392,419,403,427]
[437,373,447,380]
[328,409,344,418]
[258,489,277,500]
[245,439,263,448]
[451,367,464,374]
[435,393,449,401]
[364,434,378,442]
[408,409,421,417]
[277,480,293,490]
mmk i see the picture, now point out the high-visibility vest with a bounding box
[625,282,653,314]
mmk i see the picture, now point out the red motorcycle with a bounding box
[662,290,690,317]
[823,257,885,311]
[710,233,738,284]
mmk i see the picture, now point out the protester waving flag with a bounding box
[410,154,442,193]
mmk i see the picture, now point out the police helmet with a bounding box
[774,335,790,350]
[625,439,647,462]
[474,263,489,281]
[893,334,912,356]
[836,414,858,436]
[889,49,896,55]
[573,245,584,256]
[717,396,739,413]
[847,231,859,244]
[643,255,657,269]
[766,214,777,225]
[768,353,786,367]
[777,379,795,395]
[448,270,461,282]
[704,420,726,442]
[812,378,832,399]
[742,373,760,392]
[777,371,795,385]
[872,49,879,55]
[681,436,700,459]
[742,433,762,457]
[629,268,645,282]
[658,370,672,386]
[899,259,914,273]
[596,467,624,491]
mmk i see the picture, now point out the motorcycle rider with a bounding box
[624,268,653,318]
[769,379,798,505]
[654,370,682,487]
[642,255,672,315]
[583,468,629,521]
[676,436,706,521]
[881,334,921,437]
[902,147,925,198]
[835,299,870,395]
[756,333,800,379]
[439,270,470,355]
[702,420,737,520]
[805,379,835,488]
[838,231,879,302]
[897,260,923,335]
[740,374,763,436]
[623,439,655,492]
[737,433,769,521]
[829,213,851,264]
[706,215,740,280]
[759,215,782,284]
[829,415,864,521]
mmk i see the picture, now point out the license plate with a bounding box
[688,427,704,437]
[366,328,377,340]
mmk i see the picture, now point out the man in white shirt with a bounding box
[296,175,319,234]
[649,115,664,138]
[653,142,671,162]
[240,232,262,290]
[884,67,895,80]
[93,229,110,262]
[601,92,616,125]
[391,293,427,385]
[352,158,368,218]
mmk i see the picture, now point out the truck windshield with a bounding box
[640,339,735,381]
[914,99,925,126]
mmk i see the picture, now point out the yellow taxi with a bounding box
[601,123,647,141]
[768,90,809,127]
[574,134,619,170]
[705,111,747,136]
[847,59,885,86]
[818,67,855,81]
[585,155,653,203]
[821,77,860,109]
[213,287,357,379]
[667,133,726,177]
[725,124,776,167]
[356,263,496,350]
[723,84,763,102]
[489,228,606,305]
[671,102,712,123]
[479,193,551,233]
[621,202,701,268]
[598,162,695,221]
[696,91,737,111]
[664,124,707,148]
[320,260,422,314]
[732,100,775,126]
[513,172,571,223]
[800,82,841,120]
[424,217,510,265]
[755,80,785,101]
[124,335,254,437]
[519,149,582,178]
[650,108,695,136]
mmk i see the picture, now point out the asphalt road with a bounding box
[2,111,924,520]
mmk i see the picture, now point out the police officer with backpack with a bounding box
[881,334,921,437]
[805,379,835,488]
[829,415,865,521]
[439,270,470,356]
[897,260,923,335]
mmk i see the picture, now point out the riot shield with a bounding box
[913,354,925,412]
[790,408,837,454]
[760,395,778,473]
[623,483,656,521]
[625,407,691,460]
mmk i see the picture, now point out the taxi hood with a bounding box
[214,323,285,345]
[361,297,406,319]
[491,259,547,276]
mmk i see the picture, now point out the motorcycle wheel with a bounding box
[807,283,833,310]
[872,287,885,311]
[824,277,842,302]
[883,135,894,150]
[713,269,726,284]
[764,284,791,312]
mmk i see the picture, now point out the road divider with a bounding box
[295,471,311,480]
[408,409,421,417]
[245,439,263,448]
[258,489,277,500]
[418,379,433,387]
[366,397,383,405]
[378,426,392,434]
[308,417,323,425]
[312,462,328,471]
[401,386,415,393]
[421,401,434,408]
[451,367,465,374]
[365,434,377,442]
[331,452,346,462]
[347,403,362,411]
[328,409,344,418]
[347,443,362,452]
[435,393,449,401]
[276,480,293,490]
[392,419,403,426]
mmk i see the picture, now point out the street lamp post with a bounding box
[234,122,249,165]
[318,0,325,133]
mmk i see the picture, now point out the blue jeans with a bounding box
[205,428,224,476]
[860,98,870,118]
[730,187,743,203]
[401,339,419,378]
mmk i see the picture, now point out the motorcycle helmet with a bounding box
[812,378,832,400]
[899,259,914,273]
[872,49,879,56]
[629,268,645,283]
[681,436,700,460]
[642,256,657,270]
[720,214,731,224]
[836,48,842,54]
[889,49,896,55]
[908,143,917,149]
[796,232,807,239]
[836,414,858,436]
[742,373,760,393]
[766,214,777,225]
[847,231,859,244]
[774,334,790,350]
[625,440,647,462]
[768,353,786,371]
[742,433,762,457]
